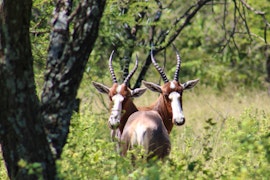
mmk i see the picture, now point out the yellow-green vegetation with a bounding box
[61,84,270,179]
[1,80,269,179]
[1,0,269,178]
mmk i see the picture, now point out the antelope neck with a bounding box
[119,98,138,133]
[152,94,173,133]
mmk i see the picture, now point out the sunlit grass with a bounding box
[1,83,270,179]
[58,83,269,179]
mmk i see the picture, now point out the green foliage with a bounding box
[18,159,43,180]
[173,0,269,89]
[2,0,267,178]
[31,0,53,69]
[54,104,270,179]
[224,109,270,179]
[31,0,54,93]
[1,78,269,179]
[29,0,270,90]
[0,156,8,180]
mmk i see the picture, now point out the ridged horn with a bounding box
[151,47,169,83]
[108,50,118,83]
[123,54,139,85]
[172,44,181,81]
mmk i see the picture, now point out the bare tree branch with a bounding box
[219,0,239,53]
[133,0,211,88]
[239,0,270,43]
[162,0,212,51]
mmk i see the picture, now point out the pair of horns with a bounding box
[109,50,138,85]
[151,44,181,82]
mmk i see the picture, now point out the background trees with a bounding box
[92,0,269,89]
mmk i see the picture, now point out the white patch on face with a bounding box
[109,87,124,129]
[116,84,123,93]
[168,92,185,125]
[170,82,176,89]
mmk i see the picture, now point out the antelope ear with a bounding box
[182,79,199,90]
[142,80,162,93]
[131,88,147,98]
[92,81,110,94]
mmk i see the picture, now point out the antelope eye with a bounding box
[164,94,169,99]
[109,95,113,101]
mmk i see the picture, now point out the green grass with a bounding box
[57,85,270,179]
[1,85,270,179]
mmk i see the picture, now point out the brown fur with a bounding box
[139,81,184,134]
[108,84,139,139]
[121,110,171,159]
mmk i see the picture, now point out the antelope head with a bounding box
[143,45,199,126]
[92,51,147,130]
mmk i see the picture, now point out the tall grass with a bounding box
[57,85,270,179]
[1,85,269,179]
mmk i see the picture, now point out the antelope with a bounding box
[92,51,147,141]
[120,45,197,160]
[140,45,199,134]
[120,110,171,160]
[93,51,171,160]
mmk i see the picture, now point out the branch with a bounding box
[239,0,265,15]
[133,0,210,88]
[149,0,162,44]
[116,2,148,84]
[219,0,240,53]
[239,0,270,43]
[160,0,212,51]
[133,0,163,89]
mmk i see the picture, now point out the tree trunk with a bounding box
[40,0,106,158]
[0,0,56,179]
[0,0,106,178]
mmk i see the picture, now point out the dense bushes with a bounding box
[56,93,270,179]
[1,89,269,179]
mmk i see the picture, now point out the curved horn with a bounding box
[123,54,139,85]
[172,44,181,81]
[108,50,118,83]
[151,47,169,83]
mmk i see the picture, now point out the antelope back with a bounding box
[121,110,171,160]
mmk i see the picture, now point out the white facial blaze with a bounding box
[170,82,176,89]
[168,92,185,125]
[116,84,122,93]
[109,92,124,128]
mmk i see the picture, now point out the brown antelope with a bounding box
[120,110,171,160]
[93,51,171,160]
[120,45,197,159]
[140,45,199,134]
[92,51,147,141]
